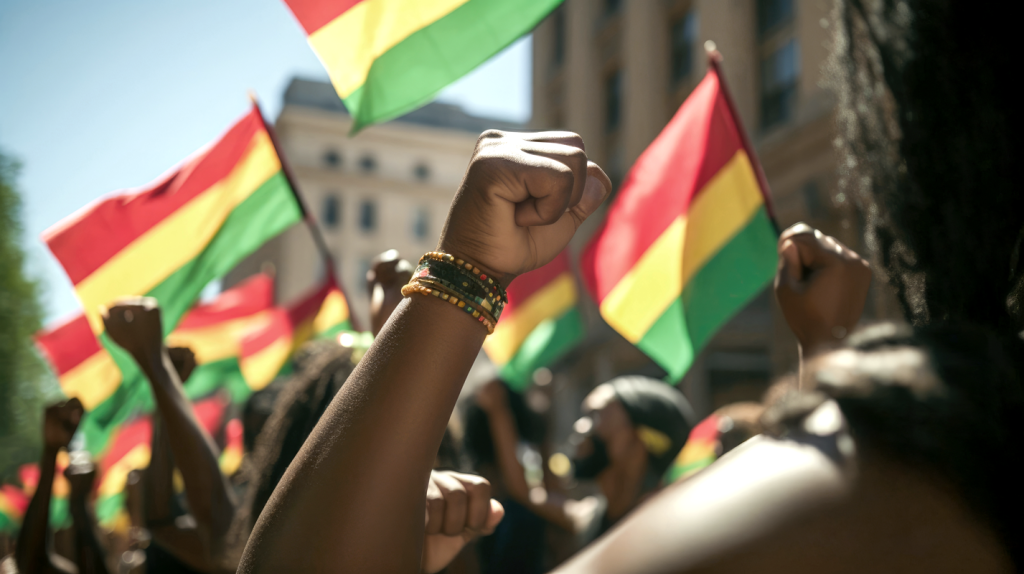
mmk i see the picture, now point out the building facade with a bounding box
[225,78,520,327]
[530,0,898,422]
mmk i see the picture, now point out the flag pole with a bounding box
[248,91,364,332]
[705,43,781,235]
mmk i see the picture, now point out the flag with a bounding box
[0,484,29,534]
[581,64,778,381]
[218,418,245,476]
[239,275,351,390]
[94,395,229,527]
[15,454,71,530]
[282,0,562,132]
[663,413,721,483]
[36,273,279,451]
[41,105,303,450]
[483,251,584,391]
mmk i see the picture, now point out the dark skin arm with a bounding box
[15,399,83,574]
[102,306,236,564]
[65,463,111,574]
[239,130,611,573]
[143,347,194,527]
[475,381,575,532]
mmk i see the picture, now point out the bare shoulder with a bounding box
[555,434,1012,574]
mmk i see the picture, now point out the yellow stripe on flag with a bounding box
[600,151,764,343]
[241,336,293,391]
[484,273,577,366]
[313,290,350,334]
[309,0,470,98]
[99,444,151,498]
[60,351,123,411]
[166,311,274,365]
[76,131,280,332]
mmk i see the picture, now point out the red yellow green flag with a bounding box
[483,251,584,391]
[40,105,302,451]
[239,274,352,390]
[581,64,778,381]
[282,0,562,131]
[0,484,29,534]
[36,273,279,451]
[663,413,721,483]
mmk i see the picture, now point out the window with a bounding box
[670,12,698,83]
[552,8,566,69]
[760,39,799,129]
[605,0,621,16]
[413,207,430,241]
[606,71,622,133]
[323,149,342,169]
[757,0,794,37]
[359,154,377,173]
[322,194,341,229]
[413,163,431,182]
[802,181,828,219]
[359,200,377,233]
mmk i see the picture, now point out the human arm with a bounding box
[238,130,611,573]
[65,463,111,574]
[15,399,83,574]
[476,381,575,531]
[774,224,872,383]
[102,307,236,562]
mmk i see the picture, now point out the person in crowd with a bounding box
[63,460,110,574]
[14,398,84,574]
[475,375,692,552]
[102,306,237,574]
[366,250,416,337]
[463,379,548,573]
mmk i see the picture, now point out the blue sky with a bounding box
[0,0,532,324]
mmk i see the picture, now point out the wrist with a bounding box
[436,241,514,287]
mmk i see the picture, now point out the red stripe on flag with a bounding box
[283,0,366,35]
[43,108,265,285]
[504,251,572,316]
[287,276,333,326]
[241,308,293,357]
[176,273,275,330]
[35,314,102,376]
[580,69,747,303]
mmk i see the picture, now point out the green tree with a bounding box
[0,149,48,480]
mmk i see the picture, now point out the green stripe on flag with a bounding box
[499,307,584,392]
[347,0,562,131]
[635,207,777,382]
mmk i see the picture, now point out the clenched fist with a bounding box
[421,470,504,574]
[101,298,164,358]
[439,131,611,285]
[774,223,872,354]
[44,398,83,451]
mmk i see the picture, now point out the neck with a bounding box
[599,449,649,522]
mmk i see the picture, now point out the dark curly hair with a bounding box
[829,0,1024,333]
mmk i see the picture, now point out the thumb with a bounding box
[779,239,804,284]
[569,163,612,225]
[481,499,505,536]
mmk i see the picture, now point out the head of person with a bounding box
[366,249,414,336]
[463,379,545,470]
[571,376,694,492]
[766,321,1024,563]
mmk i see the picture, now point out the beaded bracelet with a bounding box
[401,252,508,334]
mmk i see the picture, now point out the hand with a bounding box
[101,298,164,358]
[475,379,509,414]
[422,470,504,574]
[168,347,197,383]
[65,462,96,503]
[44,398,84,451]
[439,131,612,285]
[774,223,872,354]
[368,251,414,336]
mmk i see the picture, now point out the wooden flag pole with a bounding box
[248,91,363,332]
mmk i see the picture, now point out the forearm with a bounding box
[240,296,485,573]
[143,413,175,525]
[133,348,234,538]
[486,408,530,502]
[69,501,110,574]
[16,448,57,573]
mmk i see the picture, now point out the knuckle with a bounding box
[478,129,505,142]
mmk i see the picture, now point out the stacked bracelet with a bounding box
[401,251,508,334]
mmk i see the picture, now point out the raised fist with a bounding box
[422,470,503,574]
[101,298,164,358]
[774,223,872,354]
[44,398,84,451]
[439,131,611,285]
[474,379,509,415]
[168,346,197,383]
[367,250,414,336]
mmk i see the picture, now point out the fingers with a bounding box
[514,141,588,227]
[426,471,495,537]
[425,475,445,535]
[482,499,505,536]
